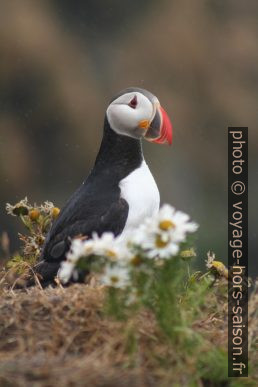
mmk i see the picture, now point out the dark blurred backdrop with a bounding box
[0,0,257,274]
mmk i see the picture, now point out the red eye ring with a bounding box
[128,95,137,109]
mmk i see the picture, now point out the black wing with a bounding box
[35,179,128,283]
[44,174,130,260]
[34,198,128,284]
[43,197,129,262]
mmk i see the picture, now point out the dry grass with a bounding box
[0,284,161,386]
[0,265,257,386]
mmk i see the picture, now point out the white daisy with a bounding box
[90,232,118,259]
[100,264,130,289]
[58,232,124,284]
[128,223,149,246]
[151,204,198,240]
[58,261,76,284]
[66,238,87,262]
[144,235,180,259]
[66,232,120,262]
[58,238,93,283]
[129,204,198,259]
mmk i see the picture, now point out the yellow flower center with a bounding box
[159,220,175,231]
[110,276,119,283]
[130,255,142,266]
[155,235,169,248]
[106,249,117,259]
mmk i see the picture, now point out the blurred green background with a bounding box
[0,0,257,274]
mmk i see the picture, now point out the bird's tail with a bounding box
[26,260,61,288]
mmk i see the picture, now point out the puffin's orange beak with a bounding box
[145,105,173,145]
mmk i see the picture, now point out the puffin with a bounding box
[35,87,173,284]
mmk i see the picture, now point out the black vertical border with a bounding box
[228,127,248,377]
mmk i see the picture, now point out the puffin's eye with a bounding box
[128,95,138,109]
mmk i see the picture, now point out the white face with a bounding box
[106,92,159,139]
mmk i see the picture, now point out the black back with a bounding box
[40,116,143,269]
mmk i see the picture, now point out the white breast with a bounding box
[119,160,160,236]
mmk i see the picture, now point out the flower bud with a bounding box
[29,209,40,221]
[51,207,60,218]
